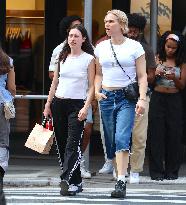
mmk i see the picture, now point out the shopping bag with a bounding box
[4,101,16,120]
[25,120,54,154]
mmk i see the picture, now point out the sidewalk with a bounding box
[4,155,186,187]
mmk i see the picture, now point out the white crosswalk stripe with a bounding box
[4,187,186,204]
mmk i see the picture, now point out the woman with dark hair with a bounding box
[148,31,186,181]
[0,46,16,204]
[43,24,95,196]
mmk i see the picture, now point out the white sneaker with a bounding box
[68,184,83,193]
[99,160,113,174]
[68,184,78,192]
[80,160,91,179]
[129,172,140,184]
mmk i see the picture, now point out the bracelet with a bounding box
[139,98,147,102]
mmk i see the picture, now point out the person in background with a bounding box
[0,46,16,204]
[44,24,95,196]
[127,13,156,184]
[48,15,93,179]
[95,35,114,176]
[148,31,186,181]
[94,10,147,198]
[48,15,82,80]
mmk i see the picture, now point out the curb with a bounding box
[4,177,60,187]
[4,176,186,187]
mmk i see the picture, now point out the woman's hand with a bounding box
[155,68,165,77]
[78,106,88,121]
[164,72,176,80]
[43,102,52,118]
[135,99,146,116]
[95,92,107,101]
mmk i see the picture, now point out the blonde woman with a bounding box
[94,10,147,198]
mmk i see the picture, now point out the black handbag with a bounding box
[110,40,139,101]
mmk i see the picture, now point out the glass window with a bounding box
[6,0,45,133]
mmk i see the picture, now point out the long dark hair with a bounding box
[0,47,11,75]
[59,15,82,42]
[158,30,186,66]
[58,24,94,63]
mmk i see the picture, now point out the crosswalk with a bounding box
[4,186,186,204]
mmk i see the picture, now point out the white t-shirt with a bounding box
[94,38,145,87]
[55,52,94,99]
[48,42,65,72]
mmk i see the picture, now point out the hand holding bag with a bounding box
[110,40,139,101]
[4,101,16,119]
[0,90,15,120]
[25,118,54,154]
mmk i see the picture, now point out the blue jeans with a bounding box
[99,89,136,159]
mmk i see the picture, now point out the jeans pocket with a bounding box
[99,89,108,102]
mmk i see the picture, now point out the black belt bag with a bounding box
[110,40,139,101]
[124,81,139,101]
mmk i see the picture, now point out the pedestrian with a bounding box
[127,13,156,184]
[43,24,95,196]
[0,46,16,204]
[48,15,93,178]
[148,31,186,180]
[48,15,82,80]
[94,10,147,198]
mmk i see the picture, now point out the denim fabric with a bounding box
[0,104,10,172]
[0,74,13,103]
[99,89,136,159]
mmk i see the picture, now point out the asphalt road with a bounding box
[5,184,186,204]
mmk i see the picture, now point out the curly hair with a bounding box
[59,15,82,42]
[58,24,94,63]
[0,47,11,75]
[106,9,129,34]
[127,13,147,31]
[158,31,186,66]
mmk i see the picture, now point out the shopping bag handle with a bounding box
[42,117,48,127]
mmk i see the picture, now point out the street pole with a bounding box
[150,0,158,54]
[84,0,92,41]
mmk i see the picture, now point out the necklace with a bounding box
[111,37,126,45]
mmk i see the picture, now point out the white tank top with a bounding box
[55,52,94,99]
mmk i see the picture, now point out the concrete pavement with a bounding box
[4,155,186,187]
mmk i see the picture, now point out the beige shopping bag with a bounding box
[25,123,54,154]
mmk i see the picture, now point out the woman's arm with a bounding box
[84,59,96,109]
[166,63,186,90]
[7,67,16,97]
[95,58,102,94]
[136,54,148,100]
[78,59,95,121]
[43,63,59,117]
[94,58,106,101]
[135,54,148,115]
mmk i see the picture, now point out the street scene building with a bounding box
[0,0,186,204]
